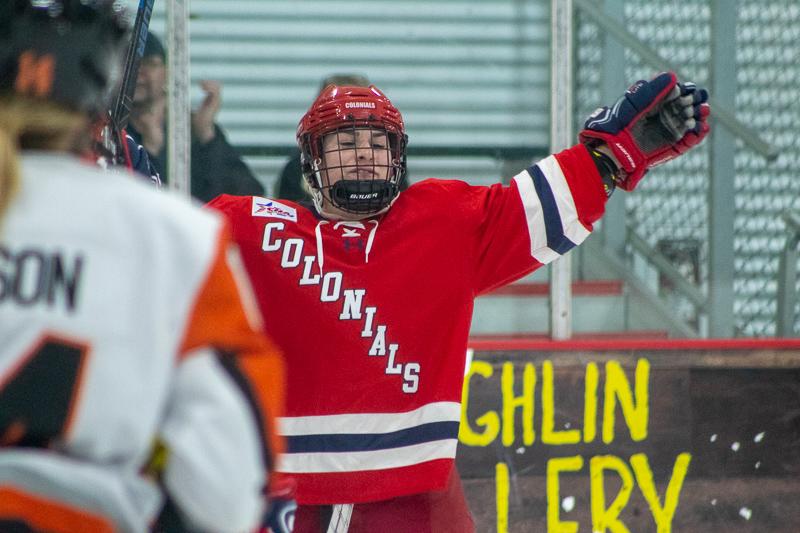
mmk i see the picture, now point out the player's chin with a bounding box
[345,170,376,180]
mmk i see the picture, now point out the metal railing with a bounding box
[575,0,786,337]
[627,229,708,313]
[777,211,800,337]
[573,0,777,160]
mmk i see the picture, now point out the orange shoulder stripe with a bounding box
[180,224,265,357]
[179,223,286,458]
[0,486,115,533]
[233,341,286,458]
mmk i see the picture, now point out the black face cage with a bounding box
[301,122,407,215]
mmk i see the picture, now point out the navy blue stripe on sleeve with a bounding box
[527,165,577,255]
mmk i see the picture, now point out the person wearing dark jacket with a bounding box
[128,32,264,202]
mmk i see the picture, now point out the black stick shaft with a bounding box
[112,0,155,133]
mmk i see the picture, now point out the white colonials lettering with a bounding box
[340,289,366,319]
[299,256,320,285]
[361,306,377,337]
[281,238,304,268]
[403,363,420,393]
[345,101,376,109]
[259,218,421,393]
[369,325,387,355]
[262,222,284,251]
[386,344,402,374]
[320,272,342,302]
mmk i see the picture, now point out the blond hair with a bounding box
[0,96,88,223]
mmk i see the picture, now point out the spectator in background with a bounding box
[128,32,264,202]
[275,73,409,201]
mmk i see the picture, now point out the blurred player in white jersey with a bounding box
[210,72,709,532]
[0,1,286,532]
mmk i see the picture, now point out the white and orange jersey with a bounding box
[0,153,285,533]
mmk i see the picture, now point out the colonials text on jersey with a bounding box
[261,221,421,393]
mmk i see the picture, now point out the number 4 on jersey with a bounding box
[0,336,89,448]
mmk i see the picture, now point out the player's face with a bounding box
[134,56,167,104]
[320,128,392,185]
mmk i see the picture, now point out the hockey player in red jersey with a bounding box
[210,76,710,531]
[0,2,285,532]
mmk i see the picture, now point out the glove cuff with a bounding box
[589,148,621,197]
[579,130,647,191]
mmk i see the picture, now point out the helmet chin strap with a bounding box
[329,180,397,214]
[316,182,399,221]
[318,203,391,222]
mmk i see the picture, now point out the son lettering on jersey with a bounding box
[0,245,84,312]
[262,221,420,393]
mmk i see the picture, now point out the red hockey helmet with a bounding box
[297,85,408,217]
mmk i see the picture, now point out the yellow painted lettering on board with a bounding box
[542,360,581,445]
[546,455,583,533]
[631,453,692,533]
[590,455,634,533]
[461,358,653,448]
[459,360,499,446]
[602,359,650,443]
[496,462,510,533]
[502,362,536,446]
[583,362,599,443]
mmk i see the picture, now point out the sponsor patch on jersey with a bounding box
[251,197,297,222]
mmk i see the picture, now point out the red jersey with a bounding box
[209,144,607,504]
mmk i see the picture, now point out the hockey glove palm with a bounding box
[579,71,710,191]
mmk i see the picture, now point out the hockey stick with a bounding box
[102,0,155,167]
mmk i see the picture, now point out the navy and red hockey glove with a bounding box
[579,71,711,191]
[259,475,296,533]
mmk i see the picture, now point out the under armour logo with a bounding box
[15,51,55,97]
[343,238,365,252]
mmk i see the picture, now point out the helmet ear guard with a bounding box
[297,85,408,217]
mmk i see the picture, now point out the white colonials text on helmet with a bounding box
[345,102,377,109]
